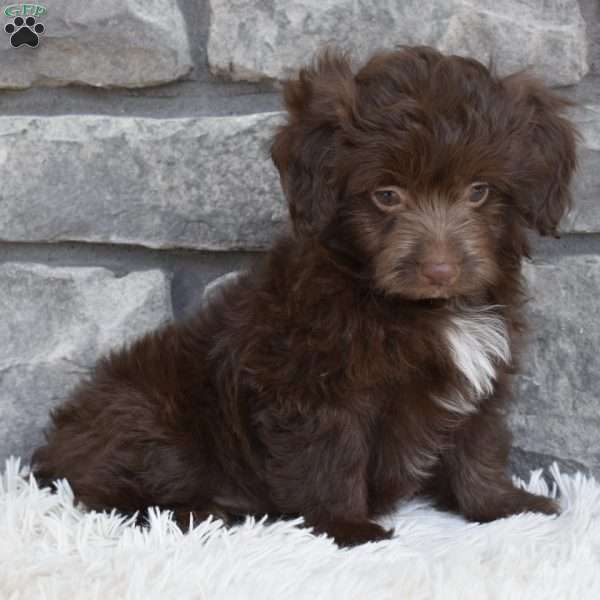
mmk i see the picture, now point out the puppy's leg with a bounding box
[432,403,558,522]
[263,406,393,547]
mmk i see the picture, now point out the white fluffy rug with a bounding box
[2,458,600,600]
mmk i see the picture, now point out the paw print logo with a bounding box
[5,16,45,48]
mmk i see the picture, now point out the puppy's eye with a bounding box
[371,188,405,211]
[468,182,490,205]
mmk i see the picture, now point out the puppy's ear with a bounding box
[271,50,356,238]
[503,74,578,236]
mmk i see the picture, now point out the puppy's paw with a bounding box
[464,489,559,523]
[311,518,394,547]
[511,490,559,516]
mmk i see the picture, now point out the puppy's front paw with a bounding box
[464,488,559,523]
[512,490,559,516]
[311,518,394,547]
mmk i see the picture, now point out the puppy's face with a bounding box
[272,47,577,301]
[349,179,502,301]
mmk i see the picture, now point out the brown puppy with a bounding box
[32,47,578,547]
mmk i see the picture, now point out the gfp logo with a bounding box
[4,4,47,17]
[3,4,46,48]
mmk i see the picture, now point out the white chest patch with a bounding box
[444,306,511,401]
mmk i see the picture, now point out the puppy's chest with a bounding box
[368,308,512,505]
[435,307,512,414]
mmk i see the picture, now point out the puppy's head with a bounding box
[271,47,578,300]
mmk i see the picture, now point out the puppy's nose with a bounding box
[420,262,459,286]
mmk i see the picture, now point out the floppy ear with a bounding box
[503,74,578,236]
[271,50,356,238]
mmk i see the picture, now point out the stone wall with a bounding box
[0,0,599,480]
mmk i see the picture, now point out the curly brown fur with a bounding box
[32,47,578,547]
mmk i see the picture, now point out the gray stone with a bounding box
[511,256,600,477]
[0,113,287,251]
[170,254,258,321]
[0,1,192,89]
[562,103,600,233]
[202,271,242,305]
[509,447,590,483]
[510,414,600,477]
[0,263,173,463]
[208,0,588,86]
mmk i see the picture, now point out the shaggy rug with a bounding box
[1,458,599,600]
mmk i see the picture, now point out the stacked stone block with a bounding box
[0,0,599,479]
